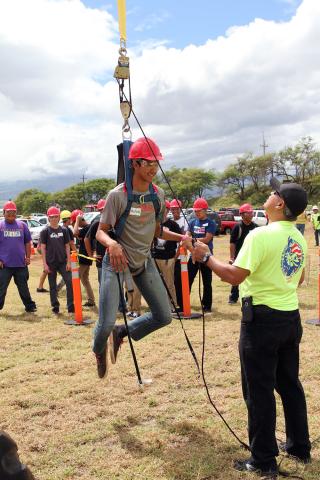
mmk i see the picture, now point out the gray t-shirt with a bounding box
[100,183,165,273]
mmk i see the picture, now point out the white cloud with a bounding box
[0,0,320,186]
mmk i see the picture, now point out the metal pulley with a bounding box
[114,54,130,80]
[120,101,131,120]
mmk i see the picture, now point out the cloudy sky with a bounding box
[0,0,319,182]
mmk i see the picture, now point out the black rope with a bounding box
[197,272,250,450]
[116,273,143,386]
[153,257,200,375]
[115,77,250,451]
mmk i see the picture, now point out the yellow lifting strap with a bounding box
[117,0,126,44]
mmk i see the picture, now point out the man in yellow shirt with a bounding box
[311,205,320,246]
[190,179,310,477]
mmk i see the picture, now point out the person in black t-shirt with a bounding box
[152,200,182,309]
[72,210,95,307]
[228,203,257,304]
[40,207,74,314]
[84,199,107,286]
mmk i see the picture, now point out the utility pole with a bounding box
[260,132,273,176]
[260,132,269,156]
[81,173,87,184]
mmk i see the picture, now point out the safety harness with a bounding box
[114,140,161,238]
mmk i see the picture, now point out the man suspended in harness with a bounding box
[93,137,188,378]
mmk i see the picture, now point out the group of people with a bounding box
[0,135,314,478]
[91,137,312,478]
[0,199,107,315]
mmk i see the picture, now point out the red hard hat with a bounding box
[3,201,17,211]
[170,199,182,208]
[97,198,106,210]
[193,198,208,211]
[165,200,171,209]
[239,203,253,214]
[47,206,60,216]
[71,209,84,223]
[129,137,163,161]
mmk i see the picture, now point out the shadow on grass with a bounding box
[113,419,237,479]
[1,312,42,323]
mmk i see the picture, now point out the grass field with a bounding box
[0,226,319,480]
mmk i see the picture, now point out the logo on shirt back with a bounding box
[281,237,304,280]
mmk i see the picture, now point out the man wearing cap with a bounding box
[94,138,188,379]
[40,207,74,314]
[311,205,320,246]
[187,197,216,313]
[190,179,311,476]
[228,203,257,305]
[84,199,107,286]
[0,201,37,313]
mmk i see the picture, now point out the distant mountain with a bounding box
[0,174,114,202]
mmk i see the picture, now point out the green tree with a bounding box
[157,167,216,207]
[14,189,51,215]
[53,178,115,210]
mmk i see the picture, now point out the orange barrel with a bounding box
[71,251,83,324]
[180,246,191,317]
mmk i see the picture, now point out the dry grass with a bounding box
[0,225,319,480]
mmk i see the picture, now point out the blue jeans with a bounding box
[93,254,172,354]
[0,266,36,311]
[296,224,305,235]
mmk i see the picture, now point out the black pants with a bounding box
[314,229,320,246]
[187,258,212,310]
[48,263,73,311]
[239,305,310,468]
[0,266,36,311]
[229,285,239,302]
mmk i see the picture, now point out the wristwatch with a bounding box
[202,252,212,264]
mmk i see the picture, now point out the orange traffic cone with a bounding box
[65,251,94,326]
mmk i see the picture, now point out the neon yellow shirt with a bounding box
[234,221,307,311]
[311,212,320,230]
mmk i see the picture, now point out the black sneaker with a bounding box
[109,326,124,364]
[83,301,95,307]
[37,288,49,293]
[228,300,238,305]
[52,306,59,314]
[95,345,108,378]
[234,458,278,477]
[278,441,311,464]
[25,305,37,313]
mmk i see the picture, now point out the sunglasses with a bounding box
[137,159,159,168]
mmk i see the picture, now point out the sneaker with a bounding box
[52,306,59,314]
[278,441,311,464]
[127,311,139,319]
[36,288,49,293]
[25,305,37,313]
[109,326,124,364]
[233,458,278,477]
[202,308,212,314]
[83,301,95,307]
[95,345,108,378]
[228,300,238,305]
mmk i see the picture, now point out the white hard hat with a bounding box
[312,205,318,210]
